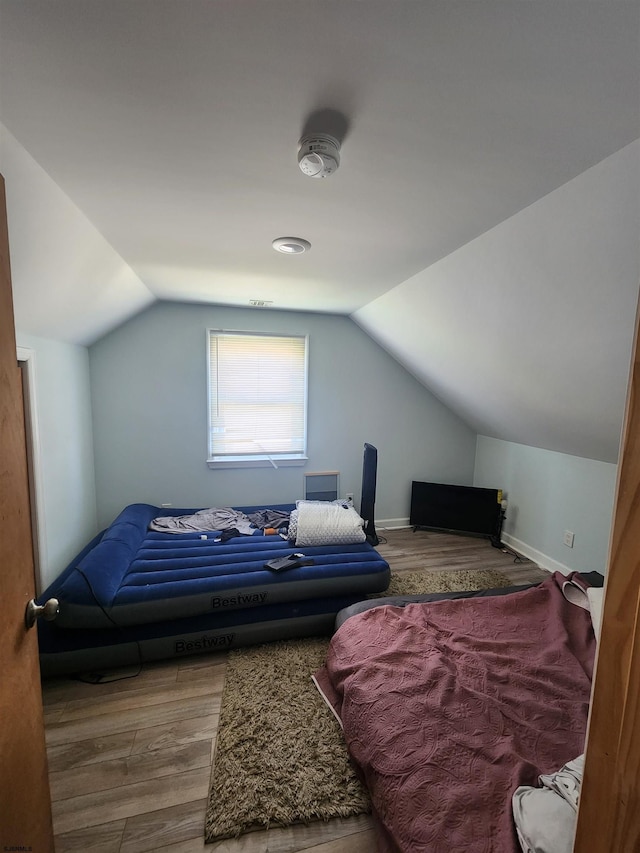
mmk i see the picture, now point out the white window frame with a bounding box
[206,329,309,469]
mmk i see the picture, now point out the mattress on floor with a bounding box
[40,503,391,630]
[38,593,363,677]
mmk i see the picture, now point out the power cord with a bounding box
[490,538,523,563]
[490,507,522,562]
[505,548,524,564]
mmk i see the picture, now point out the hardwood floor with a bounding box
[42,528,548,853]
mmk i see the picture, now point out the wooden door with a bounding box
[574,292,640,852]
[0,174,54,850]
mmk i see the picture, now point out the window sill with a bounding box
[207,456,308,470]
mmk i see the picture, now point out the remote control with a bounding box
[265,553,313,572]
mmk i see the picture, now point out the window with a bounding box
[207,330,308,467]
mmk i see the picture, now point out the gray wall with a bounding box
[90,302,478,528]
[3,120,141,590]
[16,333,97,590]
[474,435,617,575]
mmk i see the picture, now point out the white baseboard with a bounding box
[501,533,572,575]
[377,517,411,530]
[372,524,573,576]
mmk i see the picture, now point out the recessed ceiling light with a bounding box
[272,237,311,254]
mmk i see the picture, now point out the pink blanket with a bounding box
[314,573,595,853]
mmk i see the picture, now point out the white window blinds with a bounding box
[208,331,308,462]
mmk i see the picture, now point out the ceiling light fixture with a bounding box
[272,237,311,254]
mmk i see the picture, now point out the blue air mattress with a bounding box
[43,503,390,630]
[37,593,364,677]
[37,502,390,675]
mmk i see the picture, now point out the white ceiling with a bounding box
[2,1,638,314]
[1,1,639,461]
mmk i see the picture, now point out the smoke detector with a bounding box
[298,133,341,178]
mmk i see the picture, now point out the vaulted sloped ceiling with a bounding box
[354,141,640,464]
[0,1,638,462]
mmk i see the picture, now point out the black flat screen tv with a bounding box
[410,481,501,539]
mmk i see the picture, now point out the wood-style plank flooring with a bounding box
[42,528,549,853]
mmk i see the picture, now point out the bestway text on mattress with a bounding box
[174,633,235,654]
[211,592,268,609]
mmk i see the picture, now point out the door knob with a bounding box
[25,598,59,630]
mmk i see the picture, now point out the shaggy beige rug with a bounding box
[370,567,512,597]
[204,567,512,842]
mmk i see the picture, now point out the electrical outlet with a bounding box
[563,530,575,548]
[346,493,354,504]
